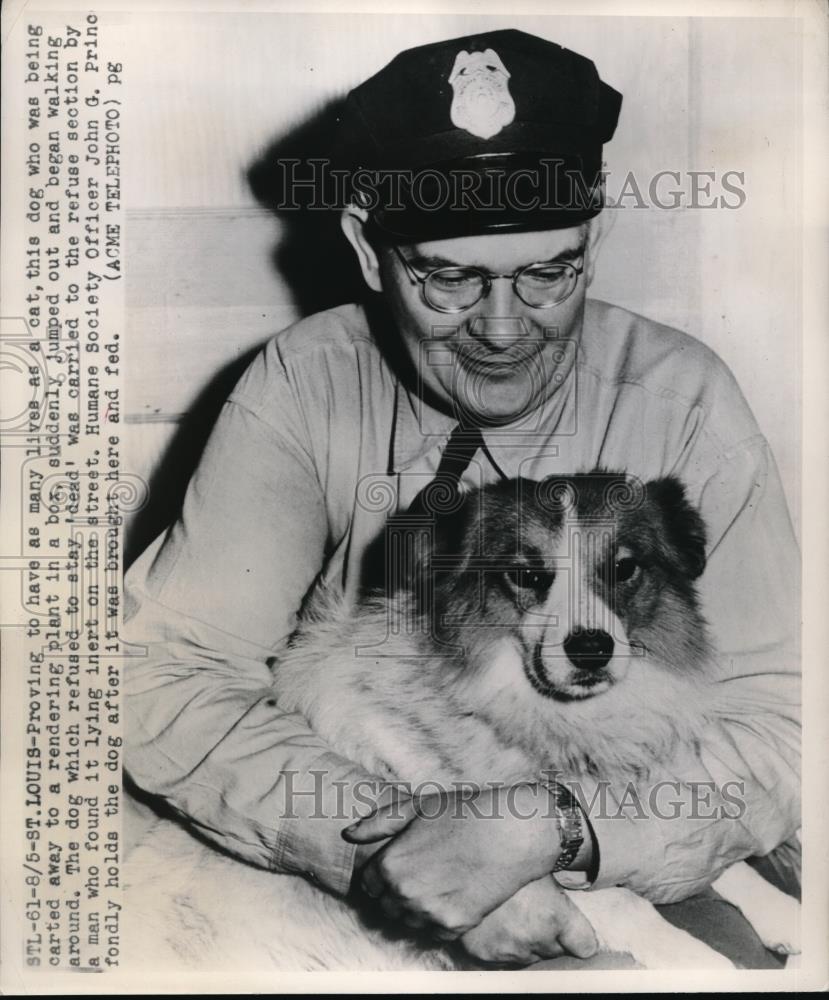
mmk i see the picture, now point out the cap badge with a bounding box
[448,49,515,140]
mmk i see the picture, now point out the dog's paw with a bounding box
[568,887,735,970]
[741,895,800,956]
[712,863,801,955]
[614,905,735,971]
[630,924,735,970]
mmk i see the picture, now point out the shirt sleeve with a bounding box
[585,434,801,903]
[124,379,373,897]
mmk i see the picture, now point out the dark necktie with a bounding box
[359,424,486,595]
[407,424,485,517]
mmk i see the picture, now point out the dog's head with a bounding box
[403,471,711,704]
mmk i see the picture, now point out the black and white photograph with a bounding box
[0,0,826,992]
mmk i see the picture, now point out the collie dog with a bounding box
[124,472,799,970]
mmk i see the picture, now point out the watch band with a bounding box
[544,781,584,873]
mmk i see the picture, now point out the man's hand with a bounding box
[348,784,411,885]
[343,784,561,939]
[460,876,599,966]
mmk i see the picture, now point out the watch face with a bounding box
[553,847,580,873]
[548,782,584,872]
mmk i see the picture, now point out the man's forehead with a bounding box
[407,224,588,269]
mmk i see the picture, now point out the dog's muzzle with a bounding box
[527,627,617,701]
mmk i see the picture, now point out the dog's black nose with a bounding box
[563,628,614,670]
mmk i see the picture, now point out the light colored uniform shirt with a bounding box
[124,298,801,903]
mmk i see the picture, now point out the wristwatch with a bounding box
[545,781,584,873]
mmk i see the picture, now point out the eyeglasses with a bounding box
[391,244,585,314]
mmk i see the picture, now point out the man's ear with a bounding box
[341,206,383,293]
[584,210,615,287]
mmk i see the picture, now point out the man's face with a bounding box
[377,226,588,426]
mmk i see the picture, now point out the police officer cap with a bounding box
[338,29,622,241]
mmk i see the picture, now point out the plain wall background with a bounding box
[121,11,801,556]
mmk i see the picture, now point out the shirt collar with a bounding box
[390,379,456,473]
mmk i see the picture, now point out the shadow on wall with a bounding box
[125,348,260,567]
[248,96,365,316]
[126,98,365,566]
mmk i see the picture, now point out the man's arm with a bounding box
[125,387,373,896]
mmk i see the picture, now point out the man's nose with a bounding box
[467,284,530,352]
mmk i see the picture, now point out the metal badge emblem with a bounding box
[448,48,516,140]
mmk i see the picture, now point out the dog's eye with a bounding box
[614,557,640,584]
[506,568,554,592]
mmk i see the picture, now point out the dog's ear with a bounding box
[365,493,476,599]
[644,477,708,579]
[411,493,479,591]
